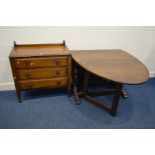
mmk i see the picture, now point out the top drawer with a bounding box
[14,57,68,68]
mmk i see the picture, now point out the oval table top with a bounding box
[71,49,149,84]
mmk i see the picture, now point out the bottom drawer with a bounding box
[18,78,67,90]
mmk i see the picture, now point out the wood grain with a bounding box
[16,67,67,80]
[14,57,68,68]
[18,78,67,90]
[9,41,71,102]
[72,49,149,84]
[10,43,70,58]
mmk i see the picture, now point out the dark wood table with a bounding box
[72,49,149,116]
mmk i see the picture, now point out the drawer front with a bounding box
[18,78,67,90]
[17,67,67,80]
[14,57,68,68]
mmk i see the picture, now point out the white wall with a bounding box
[0,26,155,90]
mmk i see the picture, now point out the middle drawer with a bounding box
[17,67,67,80]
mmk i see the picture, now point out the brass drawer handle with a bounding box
[55,60,60,65]
[56,81,61,86]
[55,71,60,75]
[30,62,34,66]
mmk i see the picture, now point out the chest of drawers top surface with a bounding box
[9,42,70,58]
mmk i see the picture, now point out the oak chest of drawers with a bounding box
[9,41,71,102]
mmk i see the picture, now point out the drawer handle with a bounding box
[56,81,61,85]
[55,71,60,75]
[30,62,34,66]
[55,60,60,65]
[25,73,31,79]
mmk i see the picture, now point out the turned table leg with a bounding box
[81,70,123,116]
[72,61,81,105]
[72,63,124,116]
[111,84,123,116]
[83,71,89,97]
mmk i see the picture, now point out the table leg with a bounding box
[82,74,123,116]
[111,84,123,116]
[72,61,81,105]
[72,62,123,116]
[83,71,89,97]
